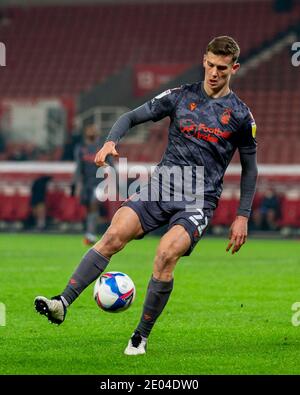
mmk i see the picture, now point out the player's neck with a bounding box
[203,82,231,99]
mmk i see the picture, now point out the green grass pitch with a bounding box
[0,233,300,375]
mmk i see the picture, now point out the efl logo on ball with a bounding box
[93,272,136,313]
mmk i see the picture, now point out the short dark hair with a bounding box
[206,36,240,63]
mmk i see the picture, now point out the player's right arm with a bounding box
[94,88,182,167]
[94,140,119,167]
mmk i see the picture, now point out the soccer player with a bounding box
[73,123,112,245]
[35,36,258,355]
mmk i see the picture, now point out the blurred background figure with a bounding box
[30,175,52,231]
[0,126,6,160]
[252,188,282,231]
[72,123,112,245]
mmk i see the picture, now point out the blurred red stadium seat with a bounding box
[211,197,239,226]
[279,197,300,228]
[56,195,86,223]
[0,1,299,97]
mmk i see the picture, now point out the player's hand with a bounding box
[226,215,248,255]
[94,141,119,167]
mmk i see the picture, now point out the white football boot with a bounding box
[34,295,67,325]
[124,331,147,355]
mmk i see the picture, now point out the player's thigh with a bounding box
[110,206,144,238]
[168,207,214,256]
[94,206,144,250]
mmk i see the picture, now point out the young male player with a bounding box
[35,36,258,355]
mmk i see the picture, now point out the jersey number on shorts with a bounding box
[189,209,208,236]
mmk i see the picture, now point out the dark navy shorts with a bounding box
[122,196,214,256]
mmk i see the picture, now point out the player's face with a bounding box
[203,52,240,92]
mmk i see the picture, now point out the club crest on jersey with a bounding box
[189,102,197,111]
[220,108,232,125]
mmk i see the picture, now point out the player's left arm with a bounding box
[226,111,258,254]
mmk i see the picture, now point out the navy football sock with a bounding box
[61,248,109,306]
[136,276,174,338]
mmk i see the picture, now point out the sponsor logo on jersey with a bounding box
[179,119,232,143]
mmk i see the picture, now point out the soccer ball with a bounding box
[93,271,136,312]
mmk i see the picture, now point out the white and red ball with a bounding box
[93,271,136,312]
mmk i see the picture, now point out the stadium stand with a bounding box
[233,45,300,164]
[0,2,299,96]
[0,1,299,230]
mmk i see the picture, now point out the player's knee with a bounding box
[156,249,173,266]
[159,239,185,261]
[155,244,180,272]
[153,250,175,281]
[95,228,125,256]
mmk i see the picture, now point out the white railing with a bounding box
[75,106,149,143]
[0,161,300,176]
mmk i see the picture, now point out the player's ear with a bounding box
[232,62,240,74]
[203,54,207,67]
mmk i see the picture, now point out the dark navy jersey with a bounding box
[146,82,257,207]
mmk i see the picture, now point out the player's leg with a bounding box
[35,206,144,324]
[124,224,191,355]
[61,206,144,303]
[81,185,99,245]
[84,200,100,245]
[32,203,47,230]
[125,207,213,355]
